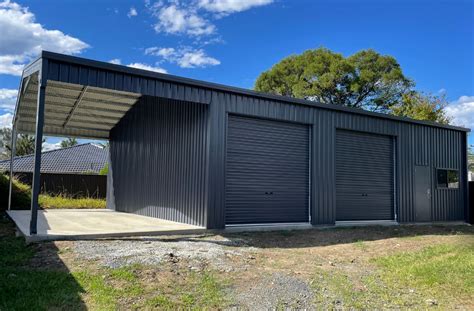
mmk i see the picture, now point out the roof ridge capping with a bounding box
[37,50,470,133]
[0,143,101,163]
[41,142,95,154]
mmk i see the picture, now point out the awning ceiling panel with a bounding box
[16,78,141,139]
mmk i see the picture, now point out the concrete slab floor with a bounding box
[6,209,206,242]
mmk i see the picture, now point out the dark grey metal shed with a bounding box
[9,51,470,234]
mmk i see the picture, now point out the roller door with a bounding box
[225,115,310,225]
[336,130,394,221]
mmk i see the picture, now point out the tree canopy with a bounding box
[0,127,43,160]
[254,47,451,124]
[60,137,78,148]
[391,92,451,124]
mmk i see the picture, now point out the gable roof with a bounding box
[0,143,107,174]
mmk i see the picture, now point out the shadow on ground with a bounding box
[80,223,474,249]
[0,213,86,310]
[228,224,474,249]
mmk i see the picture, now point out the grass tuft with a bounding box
[38,194,106,209]
[353,240,368,250]
[374,243,474,296]
[312,241,474,309]
[146,295,175,309]
[144,271,228,309]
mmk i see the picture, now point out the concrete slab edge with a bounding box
[23,228,209,243]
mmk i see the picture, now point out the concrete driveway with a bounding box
[7,209,205,242]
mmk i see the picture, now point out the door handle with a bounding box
[264,192,274,195]
[426,189,431,198]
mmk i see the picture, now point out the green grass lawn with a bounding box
[0,216,85,310]
[312,237,474,309]
[0,213,472,310]
[0,215,226,310]
[375,243,474,301]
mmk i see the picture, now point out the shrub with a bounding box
[0,173,31,211]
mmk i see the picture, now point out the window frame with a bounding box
[436,168,460,190]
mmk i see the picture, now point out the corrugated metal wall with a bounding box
[207,92,467,228]
[42,55,468,229]
[46,59,213,105]
[109,96,209,227]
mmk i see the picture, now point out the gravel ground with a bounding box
[61,225,474,309]
[73,235,256,271]
[73,235,315,308]
[229,272,314,310]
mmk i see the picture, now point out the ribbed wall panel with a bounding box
[107,89,466,228]
[108,96,208,226]
[208,92,467,228]
[29,54,467,228]
[335,130,394,221]
[46,59,212,105]
[225,115,310,224]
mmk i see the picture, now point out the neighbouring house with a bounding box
[0,143,107,174]
[1,143,107,197]
[8,51,470,234]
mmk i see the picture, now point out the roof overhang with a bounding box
[16,77,141,139]
[12,51,470,139]
[13,51,214,140]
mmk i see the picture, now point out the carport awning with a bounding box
[13,51,213,140]
[17,78,141,139]
[10,50,215,234]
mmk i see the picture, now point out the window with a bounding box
[437,169,459,189]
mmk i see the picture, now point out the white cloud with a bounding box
[108,58,167,73]
[152,4,215,36]
[146,47,176,58]
[145,46,220,68]
[0,0,89,76]
[446,95,474,129]
[0,54,27,76]
[127,7,138,18]
[108,58,122,65]
[42,141,61,151]
[198,0,273,15]
[0,88,17,112]
[178,49,220,68]
[147,0,273,39]
[127,62,167,73]
[0,113,13,128]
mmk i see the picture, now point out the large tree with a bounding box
[255,47,413,113]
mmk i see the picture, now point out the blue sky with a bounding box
[0,0,473,148]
